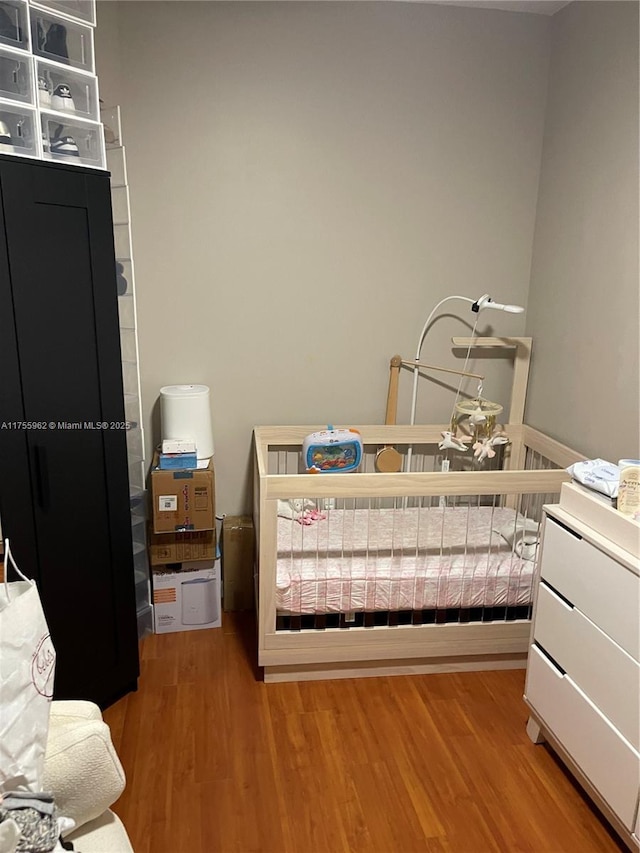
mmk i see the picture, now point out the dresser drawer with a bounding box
[534,581,640,749]
[525,644,640,830]
[540,517,640,660]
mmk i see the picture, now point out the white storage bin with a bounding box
[35,58,98,119]
[40,110,104,167]
[0,0,29,52]
[0,101,37,157]
[30,7,93,72]
[30,0,95,26]
[0,45,34,103]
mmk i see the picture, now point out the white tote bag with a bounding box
[0,538,56,793]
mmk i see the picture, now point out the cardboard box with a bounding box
[151,453,215,533]
[152,559,221,634]
[148,527,216,566]
[222,515,255,611]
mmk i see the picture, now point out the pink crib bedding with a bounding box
[276,506,536,614]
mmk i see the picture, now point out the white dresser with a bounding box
[524,482,640,851]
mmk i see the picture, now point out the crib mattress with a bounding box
[276,506,536,614]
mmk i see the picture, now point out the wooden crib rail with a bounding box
[522,425,587,468]
[256,423,465,446]
[262,468,569,501]
[254,422,579,479]
[254,424,453,477]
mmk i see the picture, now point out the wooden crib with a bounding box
[253,339,584,683]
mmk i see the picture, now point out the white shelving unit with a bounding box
[101,103,152,639]
[0,0,105,168]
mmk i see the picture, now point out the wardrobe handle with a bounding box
[34,445,50,510]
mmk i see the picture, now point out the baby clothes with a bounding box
[0,792,76,853]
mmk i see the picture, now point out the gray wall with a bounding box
[525,0,639,462]
[97,2,634,515]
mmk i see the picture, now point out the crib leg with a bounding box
[526,715,546,744]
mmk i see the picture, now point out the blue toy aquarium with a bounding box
[303,427,363,473]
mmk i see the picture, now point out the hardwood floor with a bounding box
[104,613,627,853]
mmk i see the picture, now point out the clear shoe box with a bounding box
[129,465,145,498]
[0,45,34,104]
[0,101,37,157]
[123,391,140,429]
[106,145,127,187]
[35,58,98,119]
[30,6,93,72]
[122,359,140,398]
[115,258,132,297]
[126,423,143,460]
[40,110,104,167]
[119,327,137,363]
[118,293,136,330]
[110,185,129,225]
[135,573,149,611]
[101,104,121,149]
[113,222,131,260]
[30,0,95,26]
[0,0,30,52]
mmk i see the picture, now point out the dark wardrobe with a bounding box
[0,153,139,709]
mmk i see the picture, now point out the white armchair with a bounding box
[43,701,133,852]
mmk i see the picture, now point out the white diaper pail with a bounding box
[181,577,218,626]
[160,384,214,460]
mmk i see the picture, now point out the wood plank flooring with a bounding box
[104,613,627,853]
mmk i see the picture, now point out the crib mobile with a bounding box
[372,292,525,472]
[302,300,513,475]
[379,354,510,469]
[441,394,509,462]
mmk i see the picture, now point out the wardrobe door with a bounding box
[0,156,139,708]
